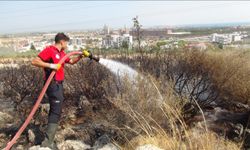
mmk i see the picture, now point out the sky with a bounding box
[0,1,250,34]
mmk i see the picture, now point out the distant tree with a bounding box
[218,43,223,49]
[121,41,129,50]
[121,40,129,58]
[178,40,187,48]
[156,41,167,48]
[132,16,142,52]
[30,43,36,51]
[151,45,160,52]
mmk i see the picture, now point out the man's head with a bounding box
[55,32,70,50]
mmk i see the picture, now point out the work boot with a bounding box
[41,123,59,150]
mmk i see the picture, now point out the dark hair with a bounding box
[55,32,70,43]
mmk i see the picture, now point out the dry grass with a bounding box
[110,75,241,150]
[125,131,240,150]
[205,51,250,106]
[182,50,250,106]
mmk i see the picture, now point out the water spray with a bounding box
[98,58,138,81]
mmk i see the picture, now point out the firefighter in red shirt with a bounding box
[31,33,82,149]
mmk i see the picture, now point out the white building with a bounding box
[231,32,242,42]
[122,34,133,47]
[211,33,232,44]
[103,24,110,35]
[211,32,243,44]
[67,45,83,51]
[102,34,133,49]
[233,35,242,42]
[102,35,112,49]
[68,37,86,51]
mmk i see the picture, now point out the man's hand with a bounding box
[49,63,61,70]
[82,49,92,58]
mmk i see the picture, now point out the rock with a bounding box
[92,134,120,150]
[0,111,13,128]
[57,140,91,150]
[55,127,76,143]
[93,134,111,149]
[40,104,50,114]
[135,144,163,150]
[0,112,13,121]
[28,129,36,143]
[80,95,88,102]
[79,96,91,108]
[0,99,15,115]
[97,143,120,150]
[28,145,51,150]
[16,145,25,150]
[67,109,77,122]
[0,133,7,148]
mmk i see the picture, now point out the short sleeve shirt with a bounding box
[38,45,70,81]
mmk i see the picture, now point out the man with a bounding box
[31,33,82,149]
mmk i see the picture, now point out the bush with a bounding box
[64,60,118,100]
[1,63,43,107]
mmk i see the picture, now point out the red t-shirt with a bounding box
[38,45,70,81]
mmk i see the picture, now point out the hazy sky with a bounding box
[1,1,250,34]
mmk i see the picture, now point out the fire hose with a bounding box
[5,50,99,150]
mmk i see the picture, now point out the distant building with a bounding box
[211,33,232,44]
[167,29,173,34]
[120,34,133,48]
[103,25,110,35]
[119,26,130,35]
[233,35,242,42]
[102,33,133,49]
[70,38,83,46]
[231,33,242,42]
[102,35,112,49]
[211,32,243,44]
[42,33,56,40]
[67,45,82,51]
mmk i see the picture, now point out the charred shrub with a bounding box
[65,60,118,102]
[1,63,43,108]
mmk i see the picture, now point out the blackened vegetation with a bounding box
[1,65,43,106]
[0,50,250,148]
[0,64,44,122]
[64,60,118,100]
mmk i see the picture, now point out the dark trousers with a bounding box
[46,81,64,124]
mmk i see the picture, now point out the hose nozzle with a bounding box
[82,50,100,62]
[90,55,100,62]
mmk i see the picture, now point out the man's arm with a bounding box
[31,57,50,68]
[31,57,61,70]
[68,55,82,65]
